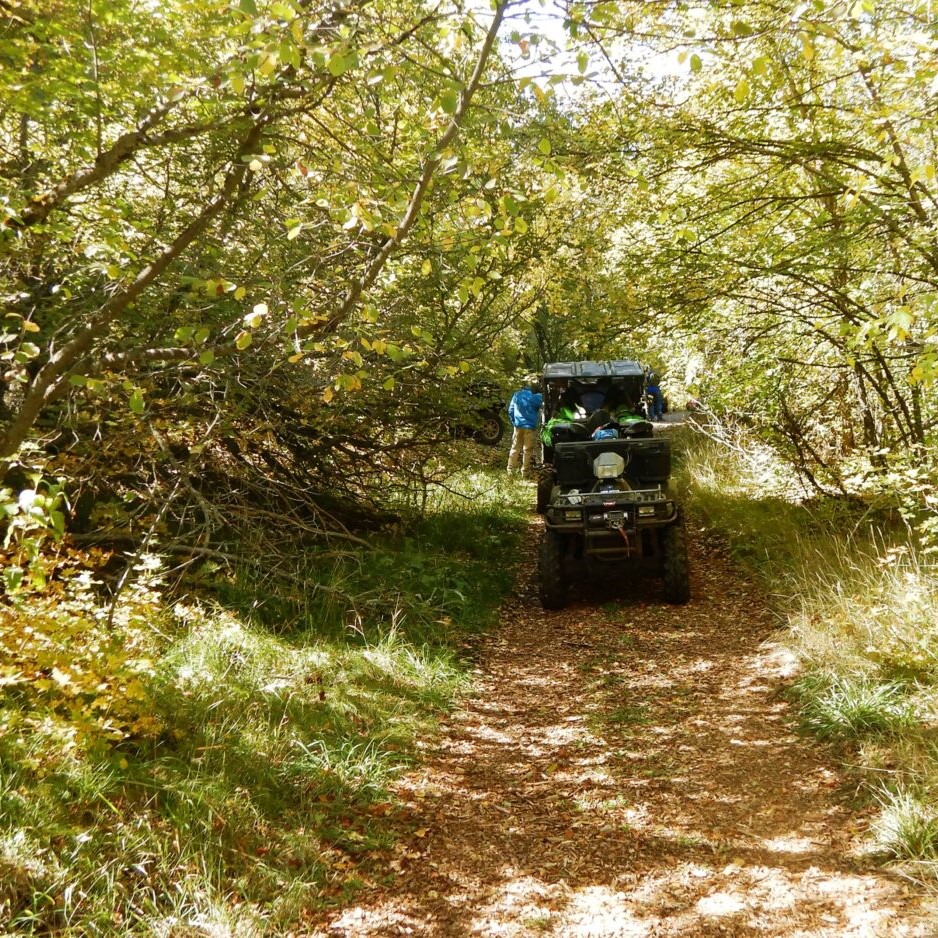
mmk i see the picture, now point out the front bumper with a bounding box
[544,487,677,538]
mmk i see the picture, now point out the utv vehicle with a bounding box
[536,360,690,608]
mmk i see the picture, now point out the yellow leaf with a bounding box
[801,32,815,61]
[234,286,247,300]
[421,259,432,275]
[22,320,40,333]
[322,385,334,403]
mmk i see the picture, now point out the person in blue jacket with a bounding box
[506,376,543,476]
[646,370,664,422]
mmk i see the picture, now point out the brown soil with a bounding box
[311,516,933,937]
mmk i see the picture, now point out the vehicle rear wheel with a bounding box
[539,529,568,609]
[536,466,555,514]
[662,520,691,605]
[473,410,505,446]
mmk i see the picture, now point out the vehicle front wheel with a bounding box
[539,529,568,609]
[662,520,691,605]
[536,466,555,514]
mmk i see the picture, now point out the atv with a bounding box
[536,360,690,608]
[460,381,506,446]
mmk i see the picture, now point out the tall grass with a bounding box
[675,425,938,867]
[0,465,526,934]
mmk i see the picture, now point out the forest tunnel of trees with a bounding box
[4,0,937,534]
[2,0,938,931]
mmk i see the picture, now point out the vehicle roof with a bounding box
[542,360,645,381]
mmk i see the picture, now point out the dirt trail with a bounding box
[314,517,932,937]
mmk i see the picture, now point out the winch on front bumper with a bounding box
[544,487,677,557]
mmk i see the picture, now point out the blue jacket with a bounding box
[508,388,543,430]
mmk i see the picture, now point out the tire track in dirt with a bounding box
[313,515,932,937]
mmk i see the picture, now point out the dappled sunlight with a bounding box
[315,533,932,937]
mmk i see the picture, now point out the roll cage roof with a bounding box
[542,360,645,382]
[540,360,647,417]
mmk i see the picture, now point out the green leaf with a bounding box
[49,510,65,539]
[238,0,257,14]
[690,54,703,74]
[734,78,750,103]
[129,390,145,415]
[327,53,349,77]
[279,41,300,70]
[440,89,459,115]
[235,330,253,350]
[537,138,552,156]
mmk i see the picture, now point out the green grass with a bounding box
[873,787,938,861]
[0,466,527,934]
[675,424,938,866]
[791,674,918,741]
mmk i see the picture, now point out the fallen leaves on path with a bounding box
[310,517,933,937]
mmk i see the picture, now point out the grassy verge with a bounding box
[0,466,527,935]
[674,424,938,872]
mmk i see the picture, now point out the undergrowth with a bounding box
[675,422,938,870]
[0,465,526,935]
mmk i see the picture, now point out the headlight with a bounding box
[637,505,655,517]
[564,509,581,521]
[593,452,625,479]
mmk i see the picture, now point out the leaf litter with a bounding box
[310,516,935,936]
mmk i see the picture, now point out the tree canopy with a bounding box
[2,0,938,539]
